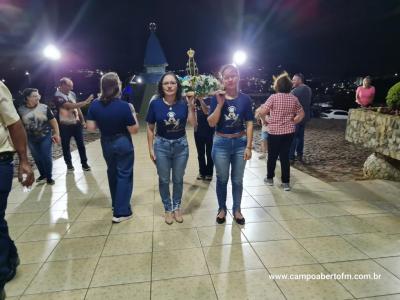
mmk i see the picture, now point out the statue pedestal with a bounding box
[346,109,400,180]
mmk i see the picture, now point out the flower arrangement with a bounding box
[179,74,223,98]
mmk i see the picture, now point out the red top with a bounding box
[263,93,303,135]
[356,86,375,107]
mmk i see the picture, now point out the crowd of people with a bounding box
[0,65,376,298]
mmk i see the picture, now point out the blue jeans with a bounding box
[60,123,88,166]
[101,135,134,217]
[211,135,247,214]
[289,123,305,160]
[154,136,189,212]
[28,133,53,179]
[0,158,18,289]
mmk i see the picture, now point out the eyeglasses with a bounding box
[162,81,177,86]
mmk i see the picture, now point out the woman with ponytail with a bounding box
[86,72,139,223]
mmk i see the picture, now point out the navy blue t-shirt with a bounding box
[87,99,135,137]
[195,98,214,137]
[146,98,188,140]
[209,92,254,134]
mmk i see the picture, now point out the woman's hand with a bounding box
[186,94,196,109]
[149,148,156,164]
[215,90,226,107]
[244,147,252,160]
[257,105,268,118]
[52,134,61,144]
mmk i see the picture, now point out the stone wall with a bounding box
[345,109,400,160]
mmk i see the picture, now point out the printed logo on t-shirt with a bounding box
[164,111,180,129]
[224,106,239,122]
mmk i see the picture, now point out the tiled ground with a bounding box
[4,128,400,299]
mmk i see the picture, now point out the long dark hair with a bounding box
[157,71,182,101]
[100,72,121,105]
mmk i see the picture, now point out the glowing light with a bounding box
[233,50,247,66]
[25,71,30,76]
[43,44,61,60]
[1,79,5,82]
[137,77,142,83]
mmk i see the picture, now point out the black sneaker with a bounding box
[67,164,75,172]
[82,164,91,171]
[46,179,55,185]
[35,176,46,183]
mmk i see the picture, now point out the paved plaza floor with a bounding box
[4,129,400,299]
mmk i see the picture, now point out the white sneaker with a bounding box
[112,214,133,223]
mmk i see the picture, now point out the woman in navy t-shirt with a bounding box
[146,72,197,225]
[87,72,139,223]
[208,64,254,225]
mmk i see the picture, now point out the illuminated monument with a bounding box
[132,23,168,117]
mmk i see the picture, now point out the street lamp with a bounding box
[233,50,247,66]
[43,44,61,61]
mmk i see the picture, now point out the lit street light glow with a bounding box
[233,50,247,66]
[43,44,61,60]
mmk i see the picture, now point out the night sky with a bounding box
[1,0,399,77]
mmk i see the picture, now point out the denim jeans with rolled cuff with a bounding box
[154,136,189,212]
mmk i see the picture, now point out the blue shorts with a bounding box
[261,131,268,141]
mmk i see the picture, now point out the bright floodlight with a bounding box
[233,50,247,65]
[137,77,143,83]
[43,44,61,60]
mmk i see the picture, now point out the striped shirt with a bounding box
[263,93,303,135]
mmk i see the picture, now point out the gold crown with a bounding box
[187,48,195,58]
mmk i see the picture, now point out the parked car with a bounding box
[320,109,348,119]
